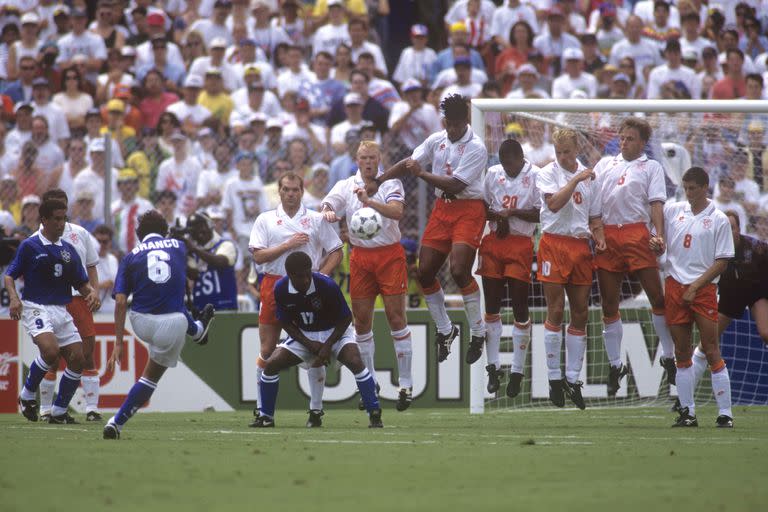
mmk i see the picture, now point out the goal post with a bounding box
[468,99,768,415]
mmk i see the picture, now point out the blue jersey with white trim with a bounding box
[274,272,351,331]
[5,233,87,305]
[114,234,188,314]
[192,239,238,311]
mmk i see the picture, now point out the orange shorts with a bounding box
[594,223,657,273]
[664,277,718,325]
[476,233,534,283]
[422,198,485,254]
[259,274,282,325]
[66,296,95,337]
[350,243,408,299]
[537,232,593,286]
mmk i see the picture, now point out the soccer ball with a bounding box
[349,207,383,240]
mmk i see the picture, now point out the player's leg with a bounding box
[636,267,677,384]
[482,275,505,394]
[597,268,628,396]
[381,293,413,411]
[694,310,733,427]
[506,277,532,398]
[49,341,85,423]
[38,359,59,420]
[751,298,768,345]
[542,282,566,407]
[19,332,60,422]
[255,274,282,410]
[70,297,101,421]
[104,358,168,439]
[253,347,303,427]
[449,243,486,364]
[418,245,456,361]
[562,282,589,410]
[338,343,382,427]
[669,322,697,425]
[352,296,377,386]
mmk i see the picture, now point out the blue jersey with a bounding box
[274,272,351,332]
[5,233,88,305]
[114,234,188,315]
[192,239,238,311]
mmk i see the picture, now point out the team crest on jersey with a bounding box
[61,250,72,263]
[439,143,445,150]
[310,295,322,311]
[522,176,531,188]
[498,176,505,184]
[300,218,310,229]
[457,144,465,156]
[69,233,79,244]
[702,218,713,229]
[277,219,283,225]
[678,215,686,222]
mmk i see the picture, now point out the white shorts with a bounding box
[129,311,188,368]
[278,325,357,367]
[22,301,81,347]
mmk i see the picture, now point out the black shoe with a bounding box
[86,411,103,422]
[48,412,78,424]
[660,357,677,385]
[670,398,682,413]
[249,415,275,428]
[671,407,698,427]
[506,372,523,398]
[465,335,485,364]
[18,397,38,422]
[358,382,380,411]
[486,364,502,394]
[103,423,120,439]
[192,304,215,345]
[306,409,324,428]
[563,379,586,410]
[716,415,734,428]
[40,412,51,423]
[368,408,383,428]
[549,379,565,408]
[607,363,629,397]
[395,387,413,411]
[436,325,459,363]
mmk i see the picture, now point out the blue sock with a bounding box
[21,356,50,400]
[355,369,380,412]
[258,373,279,418]
[113,377,156,426]
[184,310,202,337]
[51,368,81,416]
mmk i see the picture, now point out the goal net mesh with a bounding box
[474,104,768,411]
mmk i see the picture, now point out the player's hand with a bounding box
[307,340,323,355]
[312,345,332,367]
[576,168,595,182]
[495,218,509,239]
[682,285,698,304]
[107,342,123,372]
[84,289,100,312]
[354,187,370,205]
[286,232,310,248]
[9,297,22,320]
[322,210,339,223]
[405,159,424,178]
[649,236,666,255]
[594,238,607,252]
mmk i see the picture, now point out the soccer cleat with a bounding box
[103,423,120,440]
[48,412,78,424]
[368,408,383,428]
[40,412,51,423]
[486,364,502,394]
[86,411,103,422]
[306,409,324,428]
[548,379,565,408]
[660,357,677,385]
[18,397,39,422]
[436,325,459,363]
[716,415,734,428]
[192,304,215,345]
[671,407,698,427]
[506,372,523,399]
[607,363,629,397]
[563,379,586,410]
[670,398,682,413]
[465,335,485,364]
[395,387,413,411]
[249,415,275,428]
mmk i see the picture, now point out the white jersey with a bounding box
[412,126,487,200]
[538,159,601,238]
[483,160,541,237]
[36,222,99,296]
[322,171,405,247]
[594,153,667,226]
[663,200,734,285]
[248,204,343,276]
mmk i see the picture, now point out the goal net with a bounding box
[468,99,768,414]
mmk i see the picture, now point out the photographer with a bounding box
[184,212,238,312]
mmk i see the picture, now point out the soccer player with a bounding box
[6,198,98,424]
[478,139,540,397]
[250,251,383,428]
[36,189,103,422]
[103,210,214,439]
[364,94,487,365]
[249,172,343,428]
[185,212,239,312]
[321,141,414,411]
[593,118,676,396]
[650,167,734,428]
[537,128,606,409]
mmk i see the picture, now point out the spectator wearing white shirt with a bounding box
[73,138,119,223]
[439,56,483,102]
[533,6,581,78]
[231,65,280,106]
[249,0,291,59]
[281,97,328,161]
[276,45,316,98]
[188,0,234,48]
[713,176,750,233]
[166,74,213,135]
[490,0,539,48]
[330,92,368,156]
[6,103,33,157]
[31,77,70,145]
[444,0,496,31]
[388,79,442,154]
[29,115,65,190]
[505,63,551,99]
[713,148,761,213]
[55,8,107,80]
[110,168,153,254]
[188,37,243,92]
[222,150,269,256]
[348,18,388,76]
[231,80,283,133]
[432,46,489,89]
[633,0,680,29]
[552,48,598,99]
[198,141,238,208]
[588,0,630,33]
[135,12,185,72]
[680,12,716,61]
[555,0,587,36]
[312,0,351,57]
[609,15,664,78]
[393,24,438,86]
[93,225,119,314]
[647,38,702,100]
[156,131,203,217]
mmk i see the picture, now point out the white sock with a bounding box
[461,285,485,337]
[510,320,531,375]
[565,327,587,384]
[676,365,695,417]
[307,366,325,411]
[255,353,267,406]
[692,346,708,390]
[424,285,452,335]
[356,331,375,383]
[39,376,56,414]
[711,364,733,418]
[392,328,413,389]
[544,326,563,380]
[602,317,623,368]
[81,374,100,413]
[652,313,675,359]
[485,315,502,369]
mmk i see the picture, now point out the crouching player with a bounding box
[251,251,383,428]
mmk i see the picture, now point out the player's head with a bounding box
[440,94,469,143]
[285,251,313,293]
[552,128,579,169]
[278,171,304,209]
[39,198,68,239]
[136,209,169,240]
[618,117,651,160]
[724,210,741,246]
[187,212,213,245]
[681,166,709,204]
[498,139,525,175]
[42,188,69,208]
[356,140,380,178]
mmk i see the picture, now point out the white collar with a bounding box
[288,275,316,295]
[38,231,62,246]
[618,153,648,163]
[141,233,164,242]
[278,202,306,219]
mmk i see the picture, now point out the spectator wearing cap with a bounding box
[3,55,37,103]
[647,38,701,99]
[330,92,370,155]
[52,65,95,131]
[56,8,108,79]
[101,98,137,161]
[73,137,120,222]
[587,0,630,33]
[197,67,234,123]
[312,0,368,22]
[594,3,625,55]
[533,7,581,78]
[6,103,34,156]
[282,96,328,160]
[250,0,292,60]
[156,131,202,216]
[192,127,219,171]
[680,12,715,62]
[388,79,441,156]
[197,139,237,208]
[608,15,664,77]
[111,168,153,253]
[48,5,72,41]
[31,77,70,145]
[189,0,234,48]
[711,48,748,99]
[188,36,242,92]
[348,18,388,75]
[167,74,213,135]
[135,12,184,72]
[136,35,186,88]
[273,0,309,48]
[490,0,539,50]
[436,54,485,102]
[230,81,280,133]
[17,194,41,237]
[552,47,598,98]
[493,21,534,95]
[609,71,632,99]
[29,115,65,185]
[393,24,438,85]
[311,0,353,58]
[633,0,680,30]
[641,1,681,51]
[431,21,486,82]
[6,11,42,81]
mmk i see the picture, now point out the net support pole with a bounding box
[103,131,112,226]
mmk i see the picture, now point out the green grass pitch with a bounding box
[1,406,766,512]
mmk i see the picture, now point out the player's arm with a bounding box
[315,312,353,367]
[683,259,730,303]
[544,168,595,213]
[4,274,21,320]
[250,233,310,264]
[318,247,343,275]
[589,216,607,252]
[505,207,540,223]
[355,189,404,221]
[649,200,666,251]
[410,160,468,195]
[86,265,101,311]
[108,293,128,371]
[365,158,413,193]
